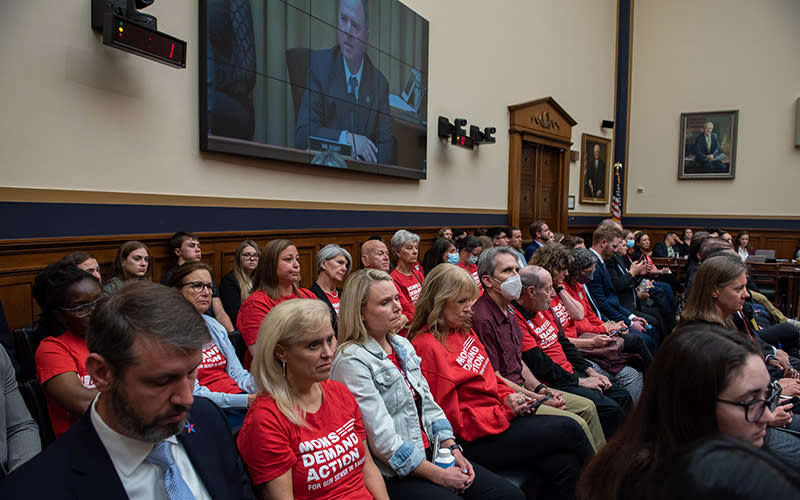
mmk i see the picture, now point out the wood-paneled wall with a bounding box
[3,224,797,331]
[0,228,444,332]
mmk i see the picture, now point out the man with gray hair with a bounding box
[512,265,631,438]
[471,246,606,450]
[2,281,256,499]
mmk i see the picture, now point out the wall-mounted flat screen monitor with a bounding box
[200,0,429,179]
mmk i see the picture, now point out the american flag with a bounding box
[611,162,623,223]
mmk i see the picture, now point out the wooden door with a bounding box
[519,142,560,234]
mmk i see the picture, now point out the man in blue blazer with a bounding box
[585,224,658,354]
[294,0,393,164]
[1,282,255,499]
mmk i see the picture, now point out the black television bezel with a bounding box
[198,0,429,180]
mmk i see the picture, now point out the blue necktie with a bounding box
[348,75,358,99]
[146,441,196,500]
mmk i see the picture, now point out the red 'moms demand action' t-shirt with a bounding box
[197,342,240,394]
[237,380,372,500]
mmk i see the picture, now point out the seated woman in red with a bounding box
[237,298,388,500]
[170,262,256,428]
[408,264,594,500]
[33,262,103,437]
[389,230,425,334]
[236,239,315,368]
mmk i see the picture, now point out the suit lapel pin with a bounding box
[185,422,195,434]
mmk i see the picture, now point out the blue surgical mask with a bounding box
[468,255,479,265]
[446,252,459,265]
[626,239,635,248]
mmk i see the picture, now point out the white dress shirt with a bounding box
[90,396,211,500]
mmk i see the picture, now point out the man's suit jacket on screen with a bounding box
[294,46,393,164]
[694,132,720,161]
[0,397,256,500]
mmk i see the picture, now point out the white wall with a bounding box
[627,0,800,217]
[0,0,617,213]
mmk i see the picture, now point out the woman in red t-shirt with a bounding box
[408,264,594,500]
[33,261,103,437]
[389,230,425,333]
[236,239,316,367]
[237,299,388,500]
[170,262,256,427]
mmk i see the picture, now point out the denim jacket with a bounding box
[331,334,455,478]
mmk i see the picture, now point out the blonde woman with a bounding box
[332,269,524,499]
[221,239,260,324]
[237,298,388,500]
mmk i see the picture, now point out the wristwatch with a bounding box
[555,285,564,294]
[448,443,463,453]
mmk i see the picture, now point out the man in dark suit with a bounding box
[524,220,554,262]
[585,224,658,354]
[693,121,726,172]
[583,144,605,198]
[1,282,255,500]
[294,0,393,164]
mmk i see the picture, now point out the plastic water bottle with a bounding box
[434,448,456,469]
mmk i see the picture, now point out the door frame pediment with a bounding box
[508,97,574,232]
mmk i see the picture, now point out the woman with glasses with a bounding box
[33,261,103,437]
[103,240,151,294]
[309,244,352,333]
[577,324,783,500]
[220,239,260,324]
[237,239,316,368]
[170,262,256,427]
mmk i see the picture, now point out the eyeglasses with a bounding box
[717,380,782,422]
[182,282,213,294]
[241,253,260,260]
[60,298,101,318]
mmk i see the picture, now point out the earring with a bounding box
[282,361,286,377]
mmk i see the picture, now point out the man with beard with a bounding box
[2,281,255,500]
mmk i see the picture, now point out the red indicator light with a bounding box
[169,43,175,59]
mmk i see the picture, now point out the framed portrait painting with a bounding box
[580,134,611,204]
[678,110,738,179]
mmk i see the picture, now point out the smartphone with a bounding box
[780,395,800,410]
[522,393,552,414]
[608,327,626,337]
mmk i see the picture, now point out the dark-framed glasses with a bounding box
[717,380,782,422]
[182,282,213,294]
[60,298,101,318]
[241,252,260,260]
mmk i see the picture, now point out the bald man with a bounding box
[361,239,390,271]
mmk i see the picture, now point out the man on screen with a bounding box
[294,0,393,164]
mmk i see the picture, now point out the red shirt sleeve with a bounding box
[237,397,297,485]
[236,291,270,347]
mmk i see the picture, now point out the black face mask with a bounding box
[576,269,595,284]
